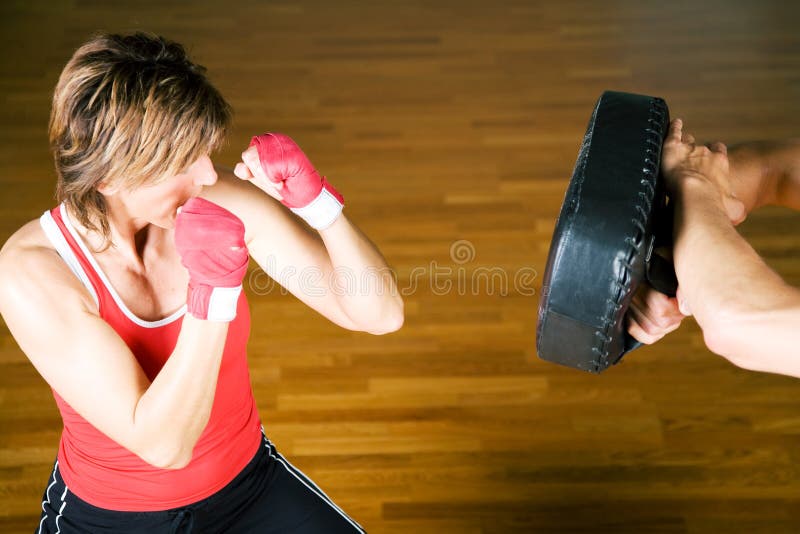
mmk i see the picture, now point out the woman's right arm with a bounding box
[0,243,229,470]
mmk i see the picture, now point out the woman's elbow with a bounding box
[148,453,192,470]
[137,442,194,470]
[371,314,404,335]
[365,298,405,335]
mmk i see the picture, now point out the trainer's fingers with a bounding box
[683,133,696,145]
[627,317,660,345]
[627,307,683,344]
[626,314,678,345]
[709,141,728,155]
[668,118,683,142]
[629,294,682,333]
[638,283,683,321]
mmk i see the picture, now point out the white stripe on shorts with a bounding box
[261,433,365,533]
[38,461,59,534]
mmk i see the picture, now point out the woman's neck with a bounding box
[67,203,157,271]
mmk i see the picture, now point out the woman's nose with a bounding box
[193,155,218,186]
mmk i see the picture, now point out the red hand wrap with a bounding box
[249,133,344,229]
[174,198,249,321]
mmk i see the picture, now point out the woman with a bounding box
[0,32,403,533]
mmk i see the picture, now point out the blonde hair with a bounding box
[49,32,232,244]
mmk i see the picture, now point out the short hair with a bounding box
[49,32,232,245]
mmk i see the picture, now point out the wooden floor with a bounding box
[2,1,800,532]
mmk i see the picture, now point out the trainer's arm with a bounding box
[727,139,800,212]
[666,123,800,377]
[626,138,800,346]
[0,244,228,469]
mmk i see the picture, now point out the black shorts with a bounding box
[36,432,365,533]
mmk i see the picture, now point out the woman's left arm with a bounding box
[203,162,403,336]
[316,211,405,334]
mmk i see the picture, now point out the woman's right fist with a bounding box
[174,197,249,321]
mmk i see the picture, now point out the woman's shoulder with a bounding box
[1,217,55,259]
[0,214,99,329]
[0,216,73,292]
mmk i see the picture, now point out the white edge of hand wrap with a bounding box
[206,286,243,322]
[290,188,344,230]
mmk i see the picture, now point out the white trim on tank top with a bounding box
[48,204,186,328]
[40,210,100,308]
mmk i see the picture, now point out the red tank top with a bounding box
[39,205,262,511]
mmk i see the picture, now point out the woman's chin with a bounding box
[149,212,177,230]
[151,203,186,229]
[165,205,183,227]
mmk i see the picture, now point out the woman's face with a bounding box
[115,154,218,229]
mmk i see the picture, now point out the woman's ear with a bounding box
[96,179,117,196]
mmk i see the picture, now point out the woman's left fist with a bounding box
[236,133,344,230]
